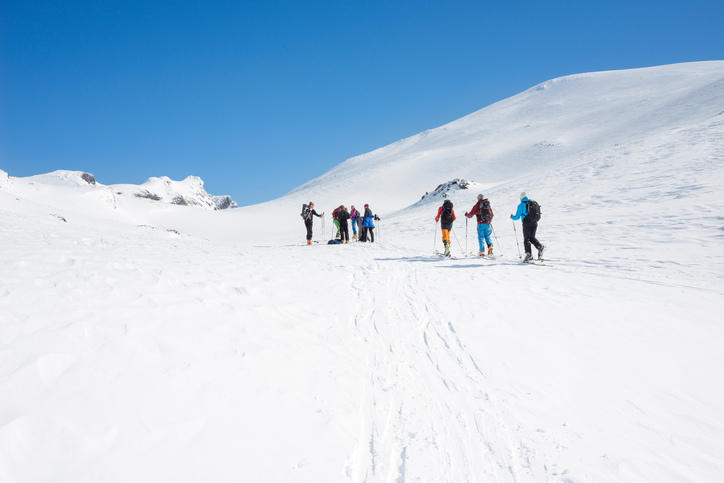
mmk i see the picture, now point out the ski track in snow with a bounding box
[347,257,545,482]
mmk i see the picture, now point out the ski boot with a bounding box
[537,245,545,260]
[523,253,533,263]
[479,251,485,257]
[307,240,312,245]
[444,242,451,257]
[488,246,494,256]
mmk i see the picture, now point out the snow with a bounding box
[113,175,238,210]
[1,61,724,482]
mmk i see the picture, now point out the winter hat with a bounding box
[364,203,369,207]
[520,192,527,200]
[477,193,484,200]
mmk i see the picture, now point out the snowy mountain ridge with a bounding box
[286,60,724,211]
[0,169,238,211]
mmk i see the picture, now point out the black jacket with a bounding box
[304,209,321,223]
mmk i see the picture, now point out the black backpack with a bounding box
[525,200,541,223]
[301,204,310,219]
[441,200,454,225]
[478,199,493,223]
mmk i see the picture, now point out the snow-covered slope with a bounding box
[288,61,724,211]
[1,61,723,483]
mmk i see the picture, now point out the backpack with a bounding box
[301,204,310,219]
[441,200,454,225]
[478,199,493,224]
[338,210,349,222]
[525,200,541,223]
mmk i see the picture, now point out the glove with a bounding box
[465,212,469,216]
[510,214,514,219]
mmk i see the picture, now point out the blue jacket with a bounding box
[510,197,529,221]
[363,215,375,228]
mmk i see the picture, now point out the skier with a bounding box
[362,204,379,243]
[301,202,323,245]
[349,205,360,240]
[511,192,545,262]
[435,199,456,257]
[331,206,342,239]
[465,194,494,256]
[337,206,350,244]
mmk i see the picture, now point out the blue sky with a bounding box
[1,0,722,205]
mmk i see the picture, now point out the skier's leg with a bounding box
[531,224,542,250]
[476,224,485,253]
[369,227,374,243]
[305,221,313,241]
[482,223,493,254]
[523,223,533,255]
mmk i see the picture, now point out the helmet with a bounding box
[520,192,527,200]
[477,193,484,200]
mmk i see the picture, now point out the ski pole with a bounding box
[512,220,522,259]
[452,228,465,256]
[465,217,469,256]
[433,220,438,254]
[491,223,504,257]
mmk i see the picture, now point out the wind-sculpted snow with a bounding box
[1,62,724,482]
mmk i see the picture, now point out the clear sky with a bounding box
[1,0,722,205]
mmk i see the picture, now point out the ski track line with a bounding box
[345,249,568,482]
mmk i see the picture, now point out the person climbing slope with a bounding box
[465,194,494,256]
[435,199,456,257]
[362,204,379,243]
[301,202,323,245]
[337,206,350,244]
[511,192,545,262]
[331,206,342,239]
[349,205,360,240]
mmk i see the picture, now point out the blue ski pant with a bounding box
[477,223,493,252]
[351,219,358,235]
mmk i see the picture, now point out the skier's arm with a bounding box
[312,210,322,217]
[510,202,526,220]
[434,206,442,221]
[452,209,456,221]
[465,203,477,218]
